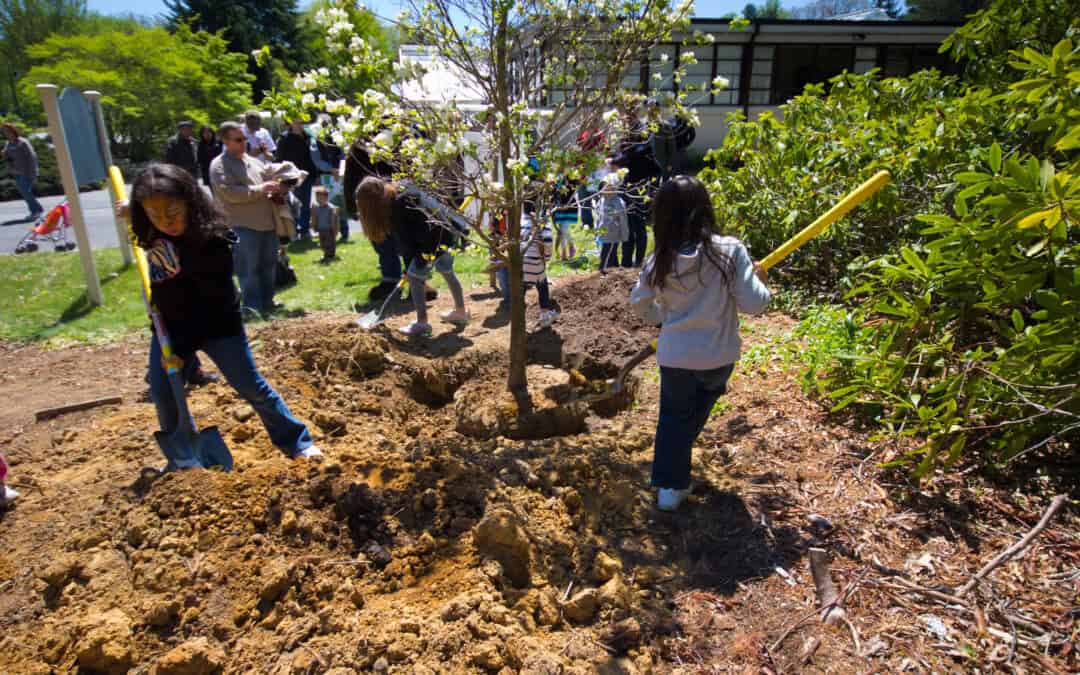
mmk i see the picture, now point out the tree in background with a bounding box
[21,22,253,160]
[295,0,396,99]
[905,0,989,21]
[874,0,901,18]
[0,0,87,115]
[791,0,874,18]
[743,0,788,19]
[165,0,311,101]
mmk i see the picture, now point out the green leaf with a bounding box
[1011,309,1024,332]
[988,143,1002,174]
[954,171,991,184]
[900,247,930,276]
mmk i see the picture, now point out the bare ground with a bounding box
[0,269,1075,674]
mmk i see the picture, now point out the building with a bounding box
[547,17,960,151]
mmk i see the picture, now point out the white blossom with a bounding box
[712,75,730,91]
[660,53,669,64]
[602,108,620,124]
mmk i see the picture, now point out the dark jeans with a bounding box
[339,212,350,241]
[233,227,278,314]
[621,210,648,268]
[148,333,313,456]
[496,267,511,304]
[295,174,315,237]
[373,234,405,283]
[652,364,735,490]
[526,280,552,310]
[318,229,336,258]
[14,175,43,215]
[599,243,620,270]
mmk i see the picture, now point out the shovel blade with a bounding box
[153,426,233,471]
[195,426,233,471]
[154,430,203,470]
[356,310,383,330]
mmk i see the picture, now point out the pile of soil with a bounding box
[0,273,1075,674]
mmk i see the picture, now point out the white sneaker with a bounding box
[657,487,691,512]
[538,310,559,328]
[398,321,432,336]
[439,308,470,325]
[0,484,19,507]
[295,445,324,460]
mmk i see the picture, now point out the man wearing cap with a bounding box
[164,120,200,180]
[243,111,276,163]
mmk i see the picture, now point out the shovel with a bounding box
[356,276,408,330]
[569,340,657,405]
[108,166,233,472]
[571,170,893,406]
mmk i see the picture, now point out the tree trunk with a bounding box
[494,0,529,399]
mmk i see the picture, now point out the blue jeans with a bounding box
[233,227,279,314]
[14,175,43,215]
[295,174,315,237]
[652,364,735,489]
[496,267,511,304]
[149,333,312,456]
[373,234,404,283]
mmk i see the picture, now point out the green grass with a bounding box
[0,227,603,346]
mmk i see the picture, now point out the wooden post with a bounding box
[36,84,103,306]
[84,90,133,266]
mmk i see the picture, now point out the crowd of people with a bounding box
[0,98,767,513]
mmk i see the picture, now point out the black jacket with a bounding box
[146,231,243,356]
[274,129,323,176]
[343,140,396,219]
[610,137,661,215]
[392,193,459,266]
[164,134,199,180]
[197,139,222,186]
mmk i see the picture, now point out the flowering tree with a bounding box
[270,0,727,398]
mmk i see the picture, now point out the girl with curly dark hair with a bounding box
[128,163,321,462]
[629,176,770,511]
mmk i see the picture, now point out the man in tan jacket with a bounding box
[210,121,283,316]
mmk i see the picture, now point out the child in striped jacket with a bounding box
[521,204,558,327]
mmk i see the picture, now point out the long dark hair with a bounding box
[355,176,397,243]
[129,163,227,248]
[647,175,733,290]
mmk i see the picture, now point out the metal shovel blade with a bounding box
[195,426,233,471]
[569,379,623,405]
[356,282,405,330]
[153,426,233,471]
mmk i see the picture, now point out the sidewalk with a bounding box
[0,188,122,255]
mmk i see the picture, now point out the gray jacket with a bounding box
[630,235,770,370]
[209,152,275,232]
[3,137,38,178]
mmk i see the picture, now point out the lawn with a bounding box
[0,227,602,345]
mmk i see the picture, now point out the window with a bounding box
[882,45,953,77]
[749,45,773,105]
[771,45,854,104]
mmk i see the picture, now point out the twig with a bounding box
[298,643,325,667]
[34,395,123,421]
[808,548,845,625]
[957,495,1068,597]
[769,611,819,653]
[840,616,862,655]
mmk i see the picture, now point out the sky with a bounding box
[87,0,753,22]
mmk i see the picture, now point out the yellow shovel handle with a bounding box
[759,170,891,271]
[108,166,153,303]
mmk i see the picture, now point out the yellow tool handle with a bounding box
[759,170,891,271]
[108,166,153,302]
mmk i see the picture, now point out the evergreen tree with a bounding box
[165,0,312,101]
[874,0,902,18]
[905,0,989,21]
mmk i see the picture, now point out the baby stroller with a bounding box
[15,201,76,254]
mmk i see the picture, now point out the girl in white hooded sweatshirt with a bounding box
[629,176,771,511]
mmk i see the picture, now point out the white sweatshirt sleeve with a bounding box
[629,263,663,325]
[730,241,771,316]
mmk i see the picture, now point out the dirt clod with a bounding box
[474,509,532,587]
[561,587,600,624]
[76,609,133,675]
[151,637,225,675]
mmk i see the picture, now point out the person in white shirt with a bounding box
[629,176,771,512]
[243,111,276,163]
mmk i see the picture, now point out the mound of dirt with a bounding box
[551,268,657,365]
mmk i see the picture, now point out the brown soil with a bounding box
[0,272,1075,674]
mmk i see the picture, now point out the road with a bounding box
[0,188,125,254]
